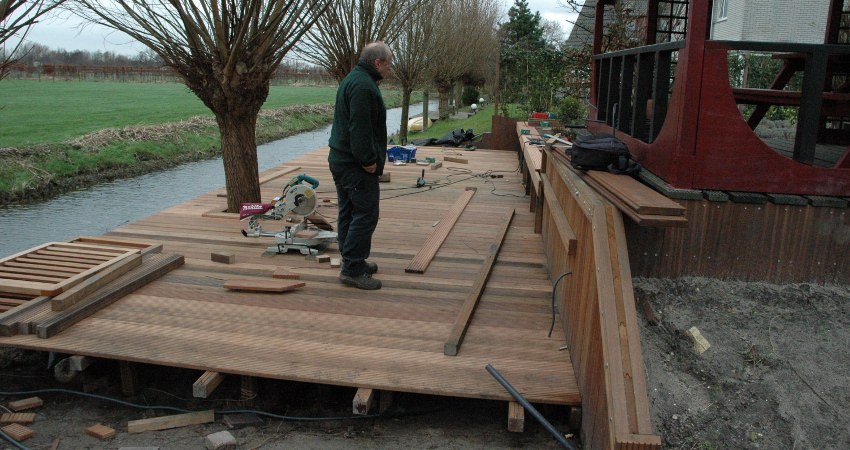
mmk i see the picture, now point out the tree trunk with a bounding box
[400,86,412,144]
[422,90,429,132]
[217,110,261,213]
[437,83,451,120]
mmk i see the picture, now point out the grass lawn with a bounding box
[402,104,524,142]
[0,80,339,147]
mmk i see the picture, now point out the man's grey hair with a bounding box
[359,42,391,65]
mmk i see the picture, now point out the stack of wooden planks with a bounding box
[0,237,181,339]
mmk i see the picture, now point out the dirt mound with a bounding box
[635,277,850,449]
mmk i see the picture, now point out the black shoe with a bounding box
[339,273,382,290]
[365,261,378,275]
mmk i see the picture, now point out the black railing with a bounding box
[713,41,850,165]
[592,41,685,143]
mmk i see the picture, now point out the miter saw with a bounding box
[239,174,337,255]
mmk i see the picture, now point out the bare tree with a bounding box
[430,0,499,119]
[296,0,425,83]
[0,0,63,80]
[70,0,331,212]
[392,1,441,143]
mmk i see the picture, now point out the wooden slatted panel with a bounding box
[0,243,140,296]
[405,188,477,274]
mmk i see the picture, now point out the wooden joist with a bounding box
[36,253,185,339]
[353,387,376,415]
[508,401,525,432]
[444,208,515,356]
[405,187,477,274]
[193,371,225,399]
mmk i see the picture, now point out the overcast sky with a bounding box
[19,0,582,56]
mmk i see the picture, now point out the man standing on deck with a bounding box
[328,42,392,290]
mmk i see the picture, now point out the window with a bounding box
[717,0,728,21]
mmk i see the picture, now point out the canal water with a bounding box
[0,101,435,258]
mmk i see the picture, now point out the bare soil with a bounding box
[1,276,848,449]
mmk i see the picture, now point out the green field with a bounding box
[0,80,339,147]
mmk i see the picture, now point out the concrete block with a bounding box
[205,430,238,450]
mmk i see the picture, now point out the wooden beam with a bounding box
[444,208,515,356]
[69,355,95,372]
[127,410,215,434]
[193,371,225,399]
[541,173,578,256]
[119,361,139,396]
[36,254,185,339]
[353,388,376,415]
[0,296,51,336]
[51,253,142,311]
[406,188,477,274]
[240,376,257,407]
[508,401,525,432]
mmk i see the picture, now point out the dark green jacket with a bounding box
[328,61,387,175]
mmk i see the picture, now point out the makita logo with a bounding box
[242,204,265,210]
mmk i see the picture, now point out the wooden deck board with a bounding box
[0,146,580,406]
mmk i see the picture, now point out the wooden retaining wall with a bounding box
[626,199,850,284]
[533,143,661,449]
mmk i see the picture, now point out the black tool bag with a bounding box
[569,133,640,175]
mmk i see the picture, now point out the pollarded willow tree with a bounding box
[429,0,500,120]
[0,0,63,80]
[391,0,441,143]
[296,0,426,83]
[70,0,331,212]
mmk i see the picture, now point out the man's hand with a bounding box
[362,163,377,173]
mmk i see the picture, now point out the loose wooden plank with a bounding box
[8,397,43,411]
[127,410,215,434]
[36,254,185,339]
[271,268,300,279]
[0,296,51,336]
[406,188,477,274]
[0,413,35,424]
[1,423,34,441]
[258,166,300,185]
[85,424,116,439]
[444,156,468,164]
[223,279,306,293]
[444,208,515,356]
[51,254,143,311]
[193,371,225,399]
[583,170,686,216]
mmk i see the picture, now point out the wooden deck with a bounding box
[0,146,580,406]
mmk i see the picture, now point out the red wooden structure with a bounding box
[588,0,850,196]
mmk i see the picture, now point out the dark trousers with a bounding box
[329,163,380,276]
